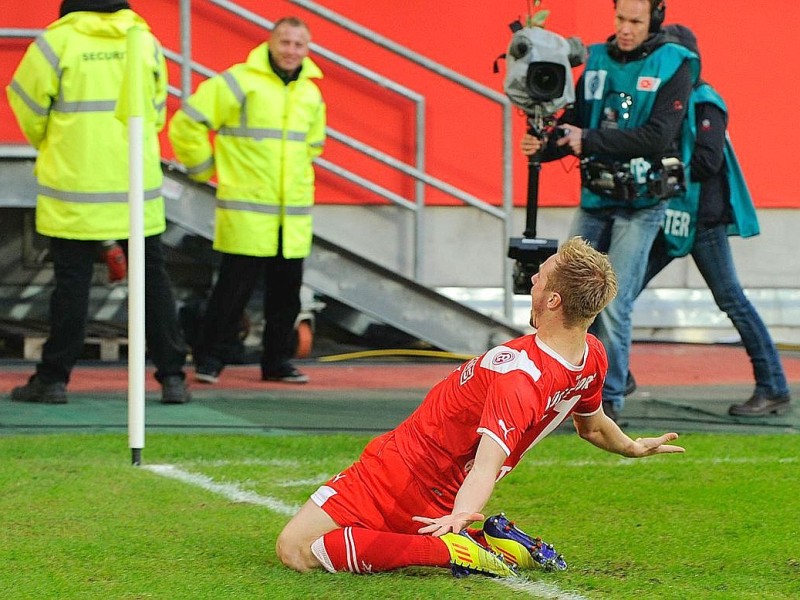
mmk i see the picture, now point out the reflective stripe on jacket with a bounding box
[6,9,167,240]
[168,43,326,258]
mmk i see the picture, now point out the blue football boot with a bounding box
[482,513,567,571]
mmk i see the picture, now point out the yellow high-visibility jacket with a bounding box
[6,9,167,240]
[168,43,326,258]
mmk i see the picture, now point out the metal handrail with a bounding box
[288,0,508,103]
[0,28,42,38]
[2,1,517,318]
[204,0,514,316]
[286,0,516,316]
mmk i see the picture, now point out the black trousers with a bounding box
[195,252,303,376]
[36,235,187,385]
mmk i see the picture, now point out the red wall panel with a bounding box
[2,0,797,208]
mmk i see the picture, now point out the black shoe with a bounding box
[728,392,790,417]
[262,364,309,384]
[195,364,221,384]
[161,376,191,404]
[625,371,637,397]
[10,376,67,404]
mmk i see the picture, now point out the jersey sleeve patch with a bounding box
[480,346,542,381]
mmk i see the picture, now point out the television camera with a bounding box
[503,21,586,294]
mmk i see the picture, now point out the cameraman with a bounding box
[522,0,698,422]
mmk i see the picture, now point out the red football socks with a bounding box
[311,527,450,573]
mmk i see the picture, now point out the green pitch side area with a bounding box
[1,343,799,435]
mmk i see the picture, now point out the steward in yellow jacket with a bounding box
[7,5,167,240]
[6,0,188,406]
[169,33,326,259]
[168,16,325,386]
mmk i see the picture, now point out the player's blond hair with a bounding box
[546,237,618,329]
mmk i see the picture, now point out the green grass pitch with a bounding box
[0,432,798,599]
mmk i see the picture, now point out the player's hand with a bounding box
[412,512,484,537]
[520,133,542,156]
[632,432,685,456]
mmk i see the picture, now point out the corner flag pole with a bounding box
[125,26,146,466]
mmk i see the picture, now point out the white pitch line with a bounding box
[270,455,798,492]
[501,577,589,600]
[179,458,303,468]
[143,464,299,515]
[516,455,798,468]
[145,463,589,599]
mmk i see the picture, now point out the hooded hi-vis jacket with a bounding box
[168,43,326,259]
[6,9,168,240]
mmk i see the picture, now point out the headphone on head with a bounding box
[650,0,667,32]
[613,0,667,33]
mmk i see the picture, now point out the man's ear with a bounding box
[547,292,562,308]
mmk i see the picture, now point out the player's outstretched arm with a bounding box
[573,411,685,458]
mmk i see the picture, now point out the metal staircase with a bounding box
[0,147,524,355]
[0,0,530,356]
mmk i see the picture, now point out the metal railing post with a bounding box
[414,99,426,281]
[179,0,192,100]
[502,103,515,319]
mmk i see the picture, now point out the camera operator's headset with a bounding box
[613,0,666,32]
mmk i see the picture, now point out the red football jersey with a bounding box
[393,333,607,502]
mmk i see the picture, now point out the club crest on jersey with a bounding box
[636,76,661,92]
[492,350,516,365]
[480,346,542,379]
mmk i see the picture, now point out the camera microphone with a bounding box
[566,36,588,67]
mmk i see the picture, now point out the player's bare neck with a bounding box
[537,326,587,366]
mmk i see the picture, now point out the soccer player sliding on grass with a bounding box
[277,237,684,577]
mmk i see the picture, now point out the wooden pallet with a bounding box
[0,320,128,362]
[22,335,128,362]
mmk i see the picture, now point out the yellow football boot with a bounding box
[440,531,517,578]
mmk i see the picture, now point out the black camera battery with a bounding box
[507,236,559,294]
